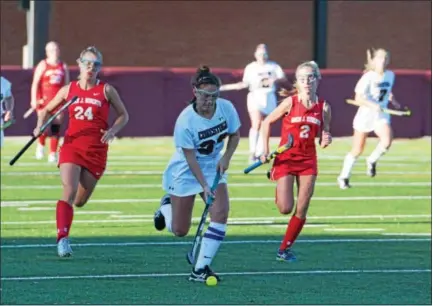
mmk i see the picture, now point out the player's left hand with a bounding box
[100,129,115,144]
[320,131,332,148]
[217,156,230,174]
[4,111,13,122]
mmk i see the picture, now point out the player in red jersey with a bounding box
[31,41,70,162]
[33,46,129,257]
[260,61,332,262]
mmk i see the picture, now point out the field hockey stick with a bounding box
[1,119,16,130]
[186,170,222,265]
[346,99,412,117]
[23,107,35,119]
[9,96,78,166]
[244,133,294,174]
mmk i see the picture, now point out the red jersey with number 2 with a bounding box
[37,60,66,109]
[58,80,110,179]
[270,95,325,179]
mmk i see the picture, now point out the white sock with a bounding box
[339,153,357,179]
[255,132,264,157]
[249,128,259,155]
[367,144,388,164]
[194,222,227,270]
[160,203,173,233]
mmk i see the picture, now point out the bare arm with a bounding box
[322,102,331,133]
[63,63,70,85]
[36,85,69,128]
[183,148,209,189]
[261,97,293,155]
[220,82,249,91]
[354,93,381,110]
[222,129,240,162]
[31,61,46,107]
[388,92,401,108]
[105,84,129,135]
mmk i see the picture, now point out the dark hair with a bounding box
[189,65,221,104]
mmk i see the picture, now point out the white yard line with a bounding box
[1,195,430,207]
[381,233,432,236]
[1,268,430,281]
[1,170,431,176]
[1,237,430,249]
[324,228,385,232]
[2,181,431,190]
[2,214,431,225]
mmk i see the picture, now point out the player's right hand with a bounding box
[203,185,216,203]
[259,154,269,164]
[33,125,42,137]
[30,100,37,109]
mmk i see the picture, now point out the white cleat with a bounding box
[57,237,73,257]
[337,177,351,190]
[48,152,57,163]
[35,144,45,160]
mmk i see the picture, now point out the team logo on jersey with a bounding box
[198,121,228,140]
[376,81,391,88]
[291,116,321,126]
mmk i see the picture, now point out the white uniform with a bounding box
[163,98,241,197]
[1,76,12,148]
[242,61,285,115]
[353,70,395,133]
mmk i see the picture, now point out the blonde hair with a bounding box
[279,60,321,97]
[79,46,103,63]
[363,48,389,73]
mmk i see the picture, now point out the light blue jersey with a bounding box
[162,98,241,197]
[1,76,12,147]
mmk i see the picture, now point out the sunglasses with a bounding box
[296,74,317,83]
[195,88,220,99]
[79,58,102,69]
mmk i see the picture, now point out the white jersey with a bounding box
[1,76,12,116]
[1,76,12,147]
[242,61,285,94]
[162,98,241,197]
[353,70,395,132]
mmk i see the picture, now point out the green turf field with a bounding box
[1,137,432,305]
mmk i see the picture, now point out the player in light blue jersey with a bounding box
[154,66,241,282]
[338,48,401,189]
[1,76,15,148]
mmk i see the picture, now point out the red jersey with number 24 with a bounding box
[64,80,110,152]
[277,94,325,161]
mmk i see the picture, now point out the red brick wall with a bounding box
[1,0,431,69]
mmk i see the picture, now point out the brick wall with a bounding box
[1,0,431,69]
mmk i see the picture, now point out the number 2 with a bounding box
[300,125,310,139]
[197,133,228,155]
[74,106,94,120]
[379,89,387,102]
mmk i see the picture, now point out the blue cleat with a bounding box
[276,248,297,262]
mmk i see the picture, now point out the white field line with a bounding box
[16,208,122,215]
[1,237,431,249]
[1,268,431,282]
[1,196,431,207]
[2,154,431,162]
[2,214,431,226]
[1,160,428,167]
[324,228,385,232]
[1,170,431,176]
[389,233,431,237]
[1,181,431,190]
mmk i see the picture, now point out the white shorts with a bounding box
[353,108,391,133]
[247,91,277,116]
[162,159,227,197]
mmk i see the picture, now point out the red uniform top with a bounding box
[63,80,110,155]
[277,95,325,161]
[37,60,66,104]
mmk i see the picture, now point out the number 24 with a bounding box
[74,106,94,120]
